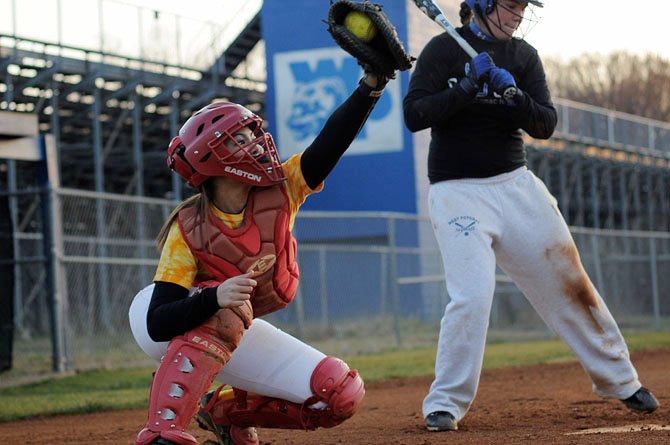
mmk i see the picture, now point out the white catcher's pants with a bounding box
[129,284,326,404]
[423,166,641,421]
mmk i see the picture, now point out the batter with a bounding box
[403,0,659,432]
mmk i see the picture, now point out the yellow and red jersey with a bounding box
[153,153,322,289]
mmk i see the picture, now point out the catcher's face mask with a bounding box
[167,102,285,188]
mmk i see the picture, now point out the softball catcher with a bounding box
[129,2,412,444]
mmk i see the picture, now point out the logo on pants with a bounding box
[448,216,479,236]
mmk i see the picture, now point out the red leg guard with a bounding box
[136,306,250,445]
[206,356,364,431]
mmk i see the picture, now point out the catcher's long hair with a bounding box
[155,181,214,252]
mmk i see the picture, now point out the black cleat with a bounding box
[621,387,660,413]
[425,411,458,431]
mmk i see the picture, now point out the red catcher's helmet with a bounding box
[167,102,286,188]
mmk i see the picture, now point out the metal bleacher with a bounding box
[526,99,670,231]
[0,7,263,198]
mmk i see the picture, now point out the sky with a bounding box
[126,0,670,62]
[524,0,669,61]
[1,0,668,63]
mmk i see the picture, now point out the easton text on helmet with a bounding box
[224,165,262,183]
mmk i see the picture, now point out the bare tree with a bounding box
[544,51,670,122]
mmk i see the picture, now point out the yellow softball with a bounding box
[344,11,377,43]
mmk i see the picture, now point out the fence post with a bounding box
[380,251,387,316]
[319,247,329,330]
[293,257,306,340]
[388,216,402,346]
[41,134,71,372]
[649,238,661,330]
[589,164,605,293]
[41,186,67,372]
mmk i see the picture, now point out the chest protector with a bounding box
[178,185,299,317]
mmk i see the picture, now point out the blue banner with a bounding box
[262,0,416,213]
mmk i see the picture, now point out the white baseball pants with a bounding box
[129,284,326,404]
[423,166,641,421]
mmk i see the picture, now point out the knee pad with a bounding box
[205,356,364,431]
[308,355,365,422]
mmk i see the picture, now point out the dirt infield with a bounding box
[3,347,669,445]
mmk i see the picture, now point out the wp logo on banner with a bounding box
[273,47,403,158]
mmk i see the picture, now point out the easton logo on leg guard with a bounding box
[190,335,228,360]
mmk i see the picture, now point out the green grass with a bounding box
[0,368,153,421]
[2,331,669,422]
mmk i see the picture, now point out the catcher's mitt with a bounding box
[327,0,414,79]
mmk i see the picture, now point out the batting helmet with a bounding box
[465,0,543,17]
[167,102,286,188]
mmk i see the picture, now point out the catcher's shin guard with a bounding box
[136,304,252,445]
[205,356,364,430]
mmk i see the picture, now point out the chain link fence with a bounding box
[3,187,670,382]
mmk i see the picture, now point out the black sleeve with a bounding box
[508,49,557,139]
[300,80,381,189]
[146,281,220,342]
[403,36,472,132]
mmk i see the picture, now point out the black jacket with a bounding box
[404,26,557,183]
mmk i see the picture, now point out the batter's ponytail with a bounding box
[459,2,473,25]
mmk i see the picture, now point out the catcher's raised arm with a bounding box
[326,0,414,83]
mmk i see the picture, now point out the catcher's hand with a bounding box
[327,0,414,80]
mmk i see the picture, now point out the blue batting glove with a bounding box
[458,52,496,96]
[488,67,517,98]
[471,52,495,82]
